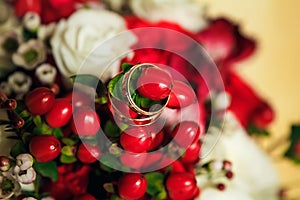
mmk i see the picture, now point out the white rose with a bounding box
[129,0,207,33]
[200,112,279,200]
[51,9,136,83]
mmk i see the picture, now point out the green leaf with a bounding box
[60,154,77,164]
[10,141,26,157]
[33,116,42,127]
[110,194,123,200]
[284,125,300,163]
[121,63,134,73]
[247,125,269,136]
[34,161,58,181]
[70,74,106,97]
[103,183,115,193]
[33,124,52,135]
[61,146,74,156]
[62,138,76,146]
[104,121,121,137]
[108,73,124,100]
[145,172,167,199]
[52,128,63,139]
[23,28,37,41]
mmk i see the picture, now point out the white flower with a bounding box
[199,112,279,200]
[0,32,19,77]
[51,9,136,82]
[16,154,34,171]
[12,39,46,70]
[0,1,19,34]
[0,31,19,56]
[211,91,231,111]
[7,71,32,94]
[129,0,207,33]
[38,22,56,44]
[23,12,41,31]
[13,166,36,184]
[22,197,37,200]
[41,197,55,200]
[13,154,36,184]
[104,0,127,11]
[35,63,57,85]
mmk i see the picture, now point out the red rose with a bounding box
[195,18,256,66]
[224,72,274,128]
[13,0,96,23]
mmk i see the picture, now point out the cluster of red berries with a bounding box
[1,63,207,200]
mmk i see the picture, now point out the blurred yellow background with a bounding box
[201,0,300,198]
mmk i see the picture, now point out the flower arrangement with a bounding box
[0,0,284,199]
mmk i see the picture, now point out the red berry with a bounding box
[0,156,11,172]
[167,81,196,108]
[222,160,232,170]
[77,143,102,164]
[110,98,138,119]
[181,141,201,165]
[161,159,186,174]
[225,171,234,179]
[13,118,25,129]
[13,0,41,18]
[148,130,164,151]
[171,121,201,148]
[29,135,61,162]
[45,98,72,128]
[71,107,100,136]
[217,183,226,191]
[2,99,17,110]
[118,173,147,200]
[120,152,146,170]
[166,172,198,200]
[120,127,152,153]
[142,152,163,169]
[65,89,94,108]
[25,87,55,115]
[137,67,173,100]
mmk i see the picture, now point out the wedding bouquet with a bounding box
[0,0,281,199]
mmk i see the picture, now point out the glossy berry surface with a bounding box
[45,98,72,128]
[29,135,61,162]
[65,89,94,108]
[137,67,173,100]
[148,130,164,151]
[120,152,146,170]
[25,87,55,115]
[120,127,152,153]
[71,107,100,136]
[118,173,147,200]
[167,80,196,108]
[180,141,201,165]
[166,172,198,200]
[77,143,102,164]
[171,121,201,148]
